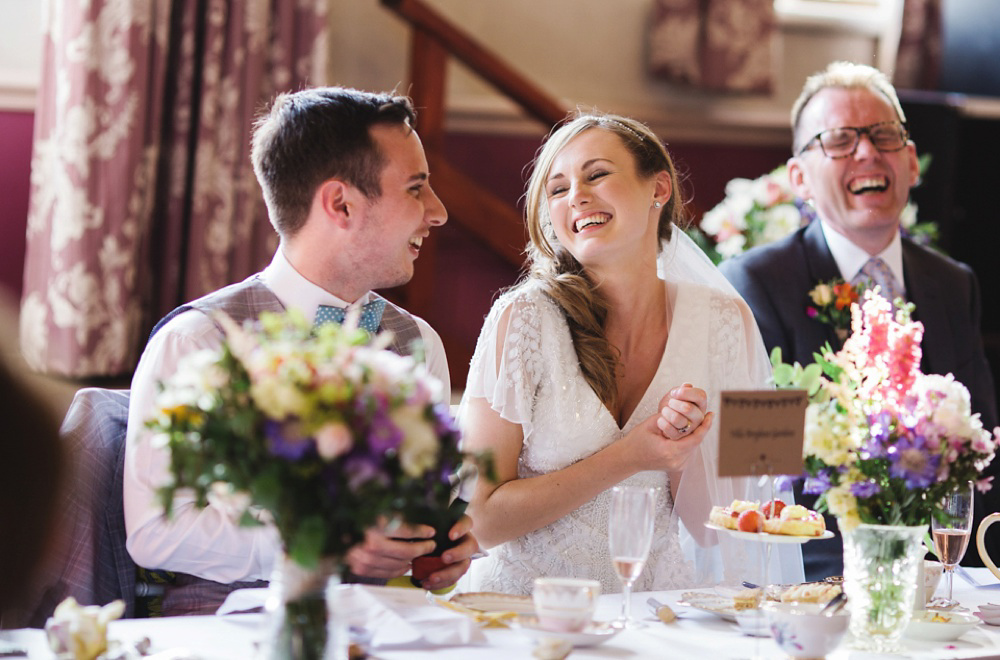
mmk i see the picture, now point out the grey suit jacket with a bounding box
[721,219,999,579]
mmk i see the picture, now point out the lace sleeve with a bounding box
[459,286,547,441]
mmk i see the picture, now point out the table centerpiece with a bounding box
[772,290,998,652]
[148,310,483,660]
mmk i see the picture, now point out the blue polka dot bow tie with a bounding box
[314,298,386,334]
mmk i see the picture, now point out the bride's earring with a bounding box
[653,201,662,208]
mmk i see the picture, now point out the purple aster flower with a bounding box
[865,412,894,458]
[888,432,941,489]
[344,455,389,491]
[264,419,315,461]
[807,307,819,319]
[773,475,796,492]
[804,472,832,495]
[366,410,402,453]
[850,480,880,498]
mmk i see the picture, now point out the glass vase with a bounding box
[842,523,926,653]
[265,554,345,660]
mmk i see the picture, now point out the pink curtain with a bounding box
[894,0,942,90]
[21,0,327,378]
[648,0,776,93]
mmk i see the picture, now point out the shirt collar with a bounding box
[819,220,905,293]
[260,247,371,321]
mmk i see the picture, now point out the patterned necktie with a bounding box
[314,298,386,334]
[853,257,904,304]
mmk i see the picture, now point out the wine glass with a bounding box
[608,485,655,628]
[931,480,974,608]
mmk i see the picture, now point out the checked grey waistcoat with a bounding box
[158,273,422,356]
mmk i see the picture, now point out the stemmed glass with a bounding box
[931,480,974,608]
[608,485,655,628]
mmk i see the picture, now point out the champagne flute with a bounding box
[608,485,655,628]
[931,480,974,608]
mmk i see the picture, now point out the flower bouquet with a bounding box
[773,291,997,651]
[148,310,481,659]
[693,165,807,264]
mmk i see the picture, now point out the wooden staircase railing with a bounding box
[380,0,570,383]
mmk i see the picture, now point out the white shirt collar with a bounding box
[819,220,905,293]
[260,247,371,322]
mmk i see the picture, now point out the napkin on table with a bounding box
[217,585,487,649]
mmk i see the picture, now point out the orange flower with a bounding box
[833,282,858,310]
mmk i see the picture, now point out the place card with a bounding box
[717,390,807,477]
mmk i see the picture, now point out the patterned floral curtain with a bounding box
[648,0,776,93]
[20,0,327,377]
[894,0,942,90]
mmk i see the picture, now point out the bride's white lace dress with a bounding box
[462,278,770,596]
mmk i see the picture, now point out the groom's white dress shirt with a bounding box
[123,248,449,583]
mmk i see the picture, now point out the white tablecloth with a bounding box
[6,568,1000,659]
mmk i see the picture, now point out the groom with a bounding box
[124,87,477,614]
[721,62,998,581]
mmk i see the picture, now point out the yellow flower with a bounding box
[391,405,440,477]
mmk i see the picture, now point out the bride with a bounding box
[459,112,804,595]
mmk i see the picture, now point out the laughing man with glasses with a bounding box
[721,61,999,582]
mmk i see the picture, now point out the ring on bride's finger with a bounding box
[679,422,692,434]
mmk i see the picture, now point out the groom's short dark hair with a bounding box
[251,87,417,237]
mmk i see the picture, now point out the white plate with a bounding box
[451,592,535,615]
[678,591,739,622]
[705,522,834,544]
[906,610,980,641]
[512,617,621,647]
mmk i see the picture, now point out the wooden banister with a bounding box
[380,0,568,385]
[382,0,568,128]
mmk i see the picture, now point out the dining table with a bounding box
[5,567,1000,659]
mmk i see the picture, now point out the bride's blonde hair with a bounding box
[521,112,686,411]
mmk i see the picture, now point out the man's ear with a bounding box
[787,156,811,201]
[316,179,354,228]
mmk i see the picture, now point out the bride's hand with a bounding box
[622,390,711,473]
[656,383,707,440]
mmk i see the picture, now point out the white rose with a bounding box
[810,284,834,307]
[391,404,440,477]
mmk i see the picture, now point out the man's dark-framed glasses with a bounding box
[797,121,909,158]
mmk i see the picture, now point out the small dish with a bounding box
[704,523,834,544]
[906,609,980,641]
[678,591,738,622]
[451,591,535,615]
[512,616,621,647]
[975,603,1000,626]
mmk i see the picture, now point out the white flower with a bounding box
[250,377,308,420]
[45,597,124,660]
[913,373,975,437]
[810,284,834,307]
[315,422,353,460]
[756,204,801,244]
[391,404,440,477]
[900,202,918,229]
[716,233,747,259]
[701,201,746,238]
[804,401,857,467]
[207,482,253,520]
